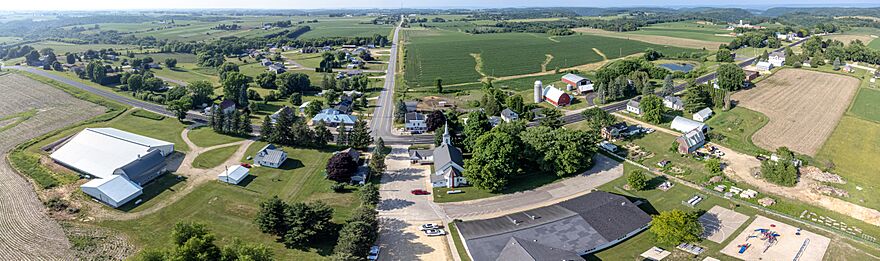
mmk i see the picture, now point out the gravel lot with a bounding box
[0,73,105,260]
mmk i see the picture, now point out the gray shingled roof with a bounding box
[433,143,463,170]
[457,191,651,261]
[496,237,585,261]
[501,108,518,119]
[116,149,165,186]
[409,149,433,159]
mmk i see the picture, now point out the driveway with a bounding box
[438,153,623,220]
[376,146,452,261]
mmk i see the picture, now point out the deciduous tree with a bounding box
[463,132,520,191]
[326,153,358,183]
[640,94,665,124]
[650,210,703,245]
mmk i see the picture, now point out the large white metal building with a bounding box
[50,128,174,208]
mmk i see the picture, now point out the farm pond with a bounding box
[659,63,695,72]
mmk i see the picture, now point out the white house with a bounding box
[50,128,174,208]
[670,116,709,134]
[626,98,641,115]
[219,165,250,185]
[693,107,714,122]
[404,112,427,134]
[500,108,518,122]
[769,51,786,67]
[663,96,684,111]
[756,61,773,71]
[254,144,287,168]
[431,125,466,188]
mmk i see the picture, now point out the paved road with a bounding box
[369,18,435,145]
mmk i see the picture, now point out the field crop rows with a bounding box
[297,18,394,39]
[403,29,698,86]
[624,21,734,43]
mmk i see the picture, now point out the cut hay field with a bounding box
[403,29,700,86]
[731,69,860,156]
[297,18,393,39]
[825,27,880,45]
[850,87,880,122]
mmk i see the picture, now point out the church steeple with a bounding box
[442,122,451,145]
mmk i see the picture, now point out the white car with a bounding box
[425,229,447,236]
[420,224,443,230]
[367,246,380,260]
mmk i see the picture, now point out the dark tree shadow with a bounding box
[377,198,415,211]
[377,218,436,261]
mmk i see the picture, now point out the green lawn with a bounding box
[98,142,357,260]
[187,126,246,147]
[192,146,239,169]
[283,52,324,69]
[849,87,880,122]
[705,107,770,155]
[815,116,880,210]
[433,172,561,203]
[403,29,701,86]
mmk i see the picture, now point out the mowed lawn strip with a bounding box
[705,107,770,155]
[98,143,357,260]
[192,146,239,169]
[187,127,247,147]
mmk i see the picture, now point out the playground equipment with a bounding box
[737,243,751,254]
[793,238,810,261]
[754,228,781,253]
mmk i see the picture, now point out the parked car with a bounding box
[424,229,446,236]
[756,155,768,161]
[420,224,443,230]
[240,163,252,168]
[367,246,380,260]
[410,189,430,195]
[657,160,671,168]
[644,128,655,134]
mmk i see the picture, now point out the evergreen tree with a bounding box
[241,112,253,134]
[394,100,407,123]
[683,82,710,113]
[349,120,373,150]
[260,115,274,142]
[313,121,332,146]
[661,74,675,97]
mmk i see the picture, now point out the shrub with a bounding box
[627,170,649,191]
[330,182,346,193]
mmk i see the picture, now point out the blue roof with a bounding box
[311,109,357,125]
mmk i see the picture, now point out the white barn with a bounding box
[693,107,714,122]
[219,165,250,185]
[50,128,174,208]
[670,116,709,134]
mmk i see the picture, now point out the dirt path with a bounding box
[0,73,106,260]
[615,113,880,227]
[90,125,255,221]
[573,27,724,50]
[547,36,560,43]
[442,53,643,87]
[469,53,487,79]
[592,48,608,60]
[540,54,554,72]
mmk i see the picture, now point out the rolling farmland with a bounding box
[624,21,734,43]
[296,18,394,39]
[403,29,700,86]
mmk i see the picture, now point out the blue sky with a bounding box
[6,0,880,10]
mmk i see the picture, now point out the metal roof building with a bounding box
[219,165,250,185]
[254,144,287,168]
[50,128,173,208]
[670,116,709,134]
[456,191,651,261]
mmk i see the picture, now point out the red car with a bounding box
[410,189,430,195]
[240,163,252,168]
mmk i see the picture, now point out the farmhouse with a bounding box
[663,96,684,111]
[542,86,571,107]
[744,70,760,82]
[310,108,357,127]
[626,98,641,115]
[431,125,466,188]
[561,73,594,93]
[756,61,773,71]
[671,116,709,133]
[601,122,629,140]
[693,107,714,122]
[769,51,786,67]
[253,144,287,168]
[405,112,427,134]
[500,108,519,122]
[267,64,286,74]
[219,165,249,185]
[456,191,651,261]
[50,128,174,208]
[675,129,707,154]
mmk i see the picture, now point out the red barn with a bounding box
[543,86,571,106]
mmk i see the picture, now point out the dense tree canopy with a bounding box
[463,132,521,191]
[520,127,599,177]
[650,210,703,245]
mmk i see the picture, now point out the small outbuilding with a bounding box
[219,165,250,185]
[693,107,714,122]
[561,73,593,93]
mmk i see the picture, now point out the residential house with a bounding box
[457,191,651,261]
[675,129,706,154]
[488,116,502,127]
[310,108,358,127]
[339,148,361,163]
[663,96,684,111]
[670,116,709,133]
[408,149,433,164]
[404,101,419,112]
[500,108,519,122]
[769,51,786,67]
[219,165,249,185]
[601,122,629,140]
[693,107,713,122]
[260,59,273,66]
[405,112,427,134]
[756,61,773,71]
[561,73,594,93]
[626,97,641,115]
[431,125,466,188]
[268,64,286,74]
[253,144,287,168]
[270,106,293,123]
[542,86,571,106]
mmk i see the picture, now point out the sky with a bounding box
[5,0,880,11]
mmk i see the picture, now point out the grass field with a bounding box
[625,21,734,43]
[29,41,139,54]
[705,107,770,155]
[816,116,880,210]
[192,146,239,169]
[403,29,699,86]
[297,17,393,39]
[97,142,358,260]
[825,27,880,45]
[187,126,246,147]
[849,87,880,122]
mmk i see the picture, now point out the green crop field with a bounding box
[403,29,699,86]
[624,21,734,43]
[29,41,139,53]
[296,17,393,39]
[849,87,880,122]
